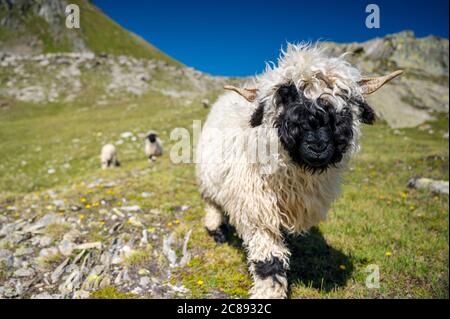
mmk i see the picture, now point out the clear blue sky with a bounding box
[93,0,449,76]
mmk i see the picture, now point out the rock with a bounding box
[120,131,134,139]
[58,240,74,256]
[111,245,133,264]
[141,192,153,198]
[140,229,148,246]
[31,292,62,299]
[179,229,193,267]
[39,236,53,247]
[0,248,13,261]
[73,290,90,299]
[14,268,35,277]
[407,178,449,195]
[70,205,81,212]
[131,286,143,294]
[74,242,102,250]
[0,249,13,268]
[39,247,59,259]
[58,270,82,295]
[172,205,190,213]
[14,247,34,257]
[1,281,20,298]
[121,205,141,212]
[444,132,449,139]
[162,233,177,267]
[24,213,61,232]
[63,229,81,242]
[140,276,151,286]
[51,258,70,283]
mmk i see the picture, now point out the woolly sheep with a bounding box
[196,43,402,298]
[144,131,163,162]
[100,144,120,169]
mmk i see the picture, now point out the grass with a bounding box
[90,286,138,299]
[0,0,179,65]
[0,84,448,299]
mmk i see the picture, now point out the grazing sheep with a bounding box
[144,131,163,162]
[100,144,120,169]
[196,43,402,299]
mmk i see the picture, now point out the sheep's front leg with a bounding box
[203,200,227,244]
[245,229,290,299]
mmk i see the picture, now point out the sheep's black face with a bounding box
[147,133,157,143]
[273,84,355,172]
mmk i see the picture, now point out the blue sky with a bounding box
[93,0,449,76]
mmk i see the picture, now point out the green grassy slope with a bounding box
[0,0,179,65]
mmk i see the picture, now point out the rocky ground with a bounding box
[0,172,198,299]
[0,52,230,105]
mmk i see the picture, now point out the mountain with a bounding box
[0,0,178,64]
[323,31,449,128]
[0,1,448,128]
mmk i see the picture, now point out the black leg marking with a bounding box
[253,256,287,285]
[207,224,228,244]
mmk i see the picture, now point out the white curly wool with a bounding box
[100,144,119,169]
[196,43,368,299]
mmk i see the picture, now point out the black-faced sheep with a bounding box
[100,144,120,169]
[144,131,163,162]
[196,43,402,298]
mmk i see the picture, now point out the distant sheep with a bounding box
[196,43,402,298]
[144,131,163,162]
[100,144,120,169]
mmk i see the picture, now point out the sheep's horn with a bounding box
[359,70,404,95]
[224,85,258,102]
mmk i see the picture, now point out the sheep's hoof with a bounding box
[207,225,227,244]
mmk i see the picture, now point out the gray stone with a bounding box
[39,236,53,247]
[14,247,34,257]
[58,239,74,256]
[140,276,151,286]
[14,267,35,277]
[407,178,449,195]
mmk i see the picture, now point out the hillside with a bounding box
[0,1,448,300]
[323,31,449,128]
[0,0,178,64]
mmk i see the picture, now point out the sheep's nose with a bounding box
[307,141,327,153]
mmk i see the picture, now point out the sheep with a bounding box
[100,144,120,169]
[144,131,163,162]
[195,43,402,299]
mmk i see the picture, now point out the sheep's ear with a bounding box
[224,85,257,102]
[358,70,403,95]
